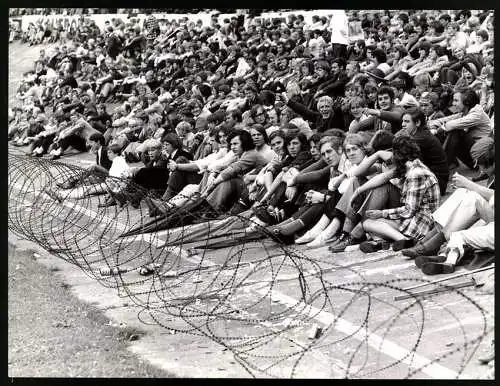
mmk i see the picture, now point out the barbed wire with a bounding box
[8,152,492,378]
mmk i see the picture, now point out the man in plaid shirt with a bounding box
[362,135,441,251]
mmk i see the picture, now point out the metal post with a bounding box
[394,277,476,301]
[400,264,494,292]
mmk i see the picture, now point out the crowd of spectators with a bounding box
[9,9,494,277]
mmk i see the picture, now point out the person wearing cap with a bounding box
[428,88,492,171]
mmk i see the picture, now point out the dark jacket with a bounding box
[96,145,112,170]
[168,148,193,163]
[414,129,449,195]
[317,71,350,98]
[287,99,345,132]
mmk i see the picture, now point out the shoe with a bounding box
[329,233,357,253]
[295,230,317,245]
[49,154,61,160]
[392,239,415,252]
[415,255,446,269]
[401,244,427,258]
[421,262,455,275]
[306,233,339,248]
[268,228,295,245]
[359,240,391,253]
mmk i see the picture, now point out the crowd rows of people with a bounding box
[9,8,212,17]
[9,9,494,277]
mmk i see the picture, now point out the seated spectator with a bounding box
[360,134,441,252]
[412,173,494,275]
[428,88,492,171]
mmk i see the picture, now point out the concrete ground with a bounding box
[8,40,495,379]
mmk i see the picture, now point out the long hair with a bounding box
[343,133,368,154]
[460,88,480,111]
[285,131,309,153]
[228,129,255,152]
[250,123,269,144]
[392,134,421,178]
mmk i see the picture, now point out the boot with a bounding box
[306,219,340,247]
[402,231,446,258]
[295,216,330,244]
[274,219,305,237]
[420,226,440,244]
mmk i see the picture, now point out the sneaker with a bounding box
[359,240,391,253]
[329,233,355,253]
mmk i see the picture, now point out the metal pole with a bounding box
[394,277,476,301]
[401,264,494,292]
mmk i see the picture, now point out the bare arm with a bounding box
[357,169,396,195]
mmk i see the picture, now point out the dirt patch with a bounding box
[8,240,172,377]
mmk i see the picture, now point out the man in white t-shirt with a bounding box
[328,10,349,59]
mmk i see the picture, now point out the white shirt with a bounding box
[328,10,349,45]
[108,155,130,178]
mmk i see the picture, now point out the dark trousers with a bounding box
[32,133,56,153]
[132,167,169,197]
[207,177,246,212]
[443,130,476,169]
[58,134,87,152]
[294,203,325,228]
[162,169,202,201]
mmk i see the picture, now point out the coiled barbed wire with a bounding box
[8,152,493,378]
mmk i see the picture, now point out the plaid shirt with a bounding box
[381,159,440,240]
